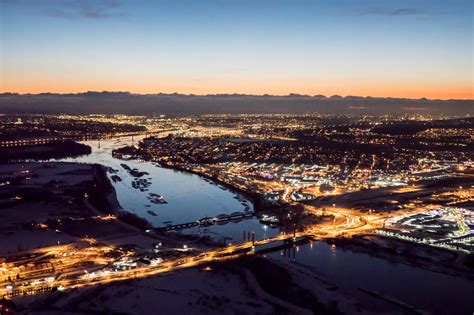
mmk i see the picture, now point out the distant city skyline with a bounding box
[1,0,473,99]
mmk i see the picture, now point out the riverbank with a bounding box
[0,141,91,162]
[0,161,163,250]
[211,255,338,314]
[326,234,474,280]
[112,143,263,211]
[0,162,126,254]
[269,238,474,315]
[157,162,265,211]
[88,163,153,231]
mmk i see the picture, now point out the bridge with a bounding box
[0,134,141,148]
[157,212,255,231]
[254,236,310,255]
[0,138,64,148]
[1,234,313,299]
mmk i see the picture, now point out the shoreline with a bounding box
[90,163,153,230]
[325,235,474,281]
[120,157,474,280]
[156,162,264,212]
[1,141,91,163]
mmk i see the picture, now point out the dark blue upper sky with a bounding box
[1,0,472,99]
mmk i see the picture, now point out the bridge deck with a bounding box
[157,212,255,231]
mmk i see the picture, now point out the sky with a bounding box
[1,0,473,99]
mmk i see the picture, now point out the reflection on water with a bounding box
[57,136,473,313]
[60,136,278,242]
[183,218,281,244]
[270,241,474,314]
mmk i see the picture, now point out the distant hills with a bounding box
[0,92,472,116]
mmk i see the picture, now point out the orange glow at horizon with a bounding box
[1,79,472,100]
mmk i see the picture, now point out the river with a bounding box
[62,136,473,314]
[270,241,474,314]
[61,136,280,243]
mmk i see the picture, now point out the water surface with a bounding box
[271,241,474,314]
[60,136,474,314]
[61,137,277,242]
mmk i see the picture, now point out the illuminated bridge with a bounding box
[157,212,255,231]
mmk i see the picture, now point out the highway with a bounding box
[0,203,382,298]
[0,133,387,298]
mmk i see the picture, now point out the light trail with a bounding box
[0,204,381,298]
[0,160,391,300]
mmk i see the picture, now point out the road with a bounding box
[0,202,381,298]
[0,133,387,298]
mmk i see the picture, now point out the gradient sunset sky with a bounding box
[1,0,473,99]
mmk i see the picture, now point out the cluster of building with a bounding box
[378,207,474,252]
[0,114,149,144]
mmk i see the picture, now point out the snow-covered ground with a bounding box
[0,163,96,255]
[24,268,276,315]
